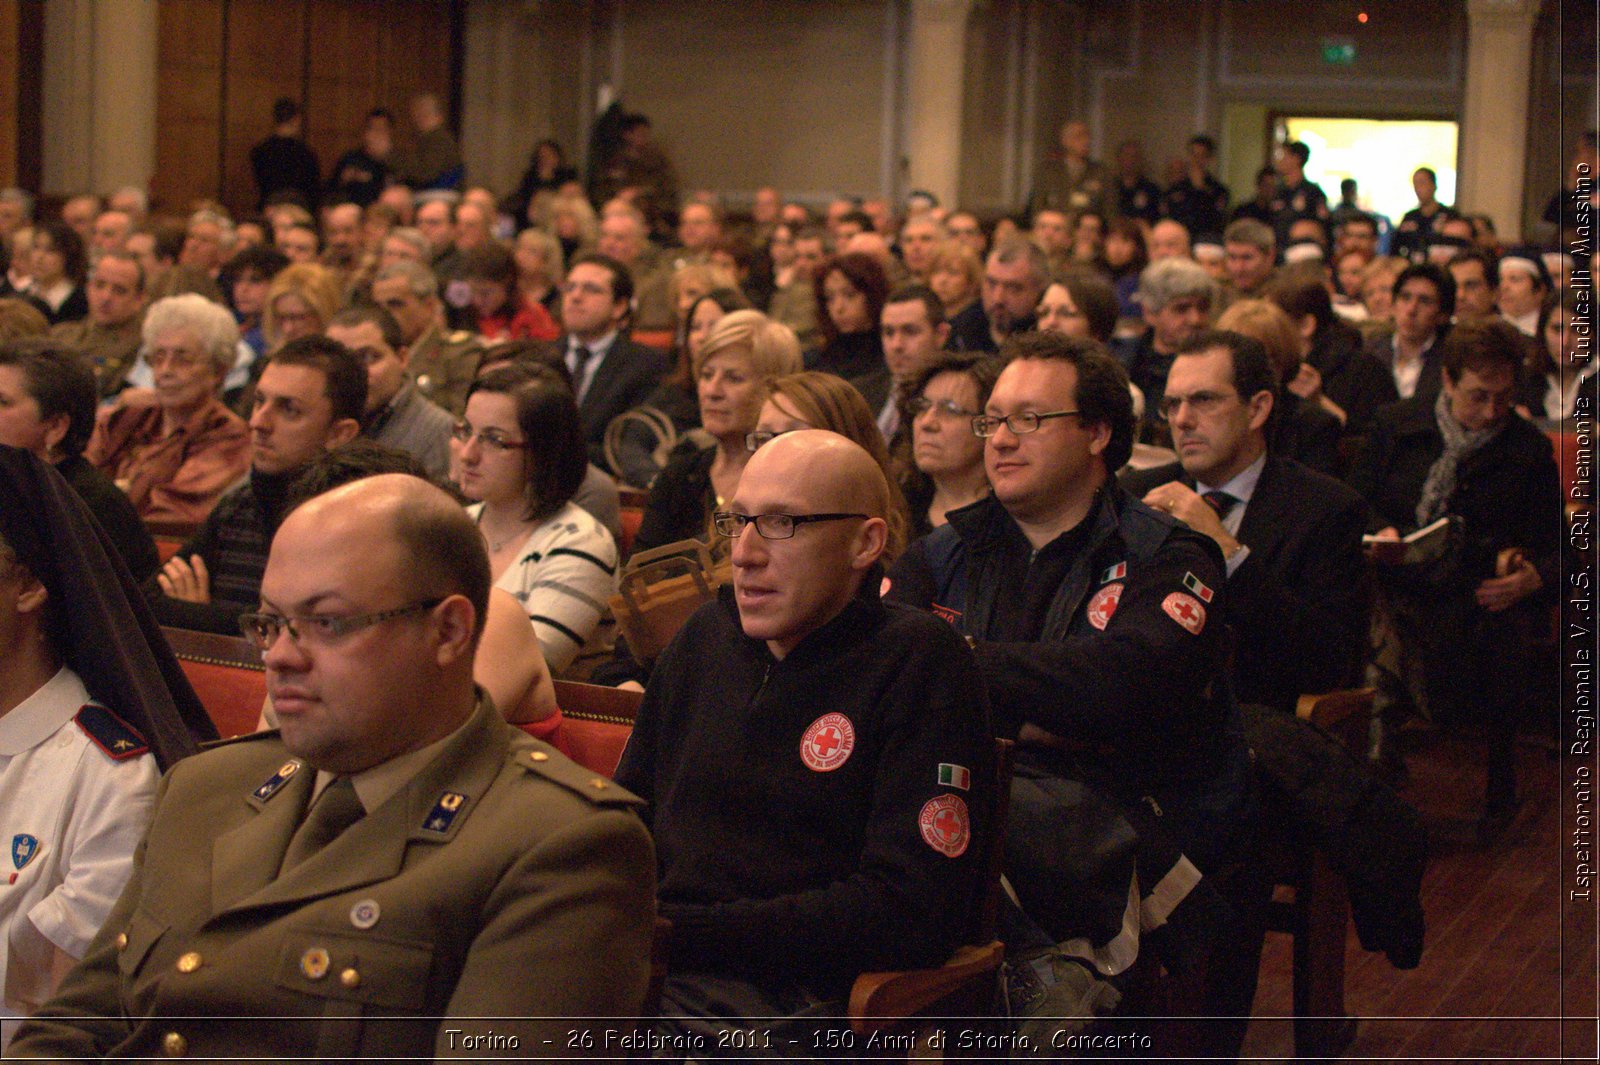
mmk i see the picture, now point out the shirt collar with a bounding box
[309,707,475,815]
[0,667,90,755]
[569,331,619,360]
[1196,450,1266,505]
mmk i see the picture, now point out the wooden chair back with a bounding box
[553,680,642,779]
[161,627,266,739]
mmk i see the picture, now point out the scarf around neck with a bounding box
[1414,387,1503,527]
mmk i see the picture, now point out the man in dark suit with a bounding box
[944,239,1044,354]
[547,252,669,471]
[1123,329,1370,713]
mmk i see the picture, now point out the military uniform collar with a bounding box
[307,704,475,815]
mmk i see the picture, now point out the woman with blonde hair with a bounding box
[927,240,983,320]
[752,370,911,561]
[1216,298,1341,474]
[539,192,598,264]
[262,262,343,352]
[632,309,803,553]
[514,227,565,321]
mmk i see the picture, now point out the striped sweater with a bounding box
[468,501,619,674]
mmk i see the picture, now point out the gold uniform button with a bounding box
[301,948,331,980]
[115,932,129,950]
[340,967,361,988]
[530,751,549,762]
[162,1031,187,1056]
[175,952,202,974]
[588,777,608,790]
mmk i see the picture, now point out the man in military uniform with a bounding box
[371,260,482,416]
[11,474,657,1059]
[1027,120,1115,223]
[49,252,145,400]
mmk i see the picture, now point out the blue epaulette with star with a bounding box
[74,704,150,761]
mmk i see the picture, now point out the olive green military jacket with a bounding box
[11,700,656,1060]
[406,323,485,417]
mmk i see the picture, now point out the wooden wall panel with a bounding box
[222,0,307,217]
[0,0,19,188]
[155,0,224,214]
[154,0,456,218]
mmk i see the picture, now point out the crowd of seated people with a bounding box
[0,101,1590,1058]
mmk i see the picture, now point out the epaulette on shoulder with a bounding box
[74,704,150,761]
[446,330,476,344]
[200,728,282,752]
[512,745,644,810]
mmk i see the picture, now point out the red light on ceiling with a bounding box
[1358,11,1369,22]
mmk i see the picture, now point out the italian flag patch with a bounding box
[1182,571,1214,603]
[938,763,971,791]
[1098,561,1127,584]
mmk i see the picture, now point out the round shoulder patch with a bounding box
[1162,591,1207,635]
[799,713,856,773]
[1086,582,1124,630]
[919,794,971,857]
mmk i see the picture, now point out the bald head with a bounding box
[726,431,889,658]
[282,474,490,645]
[262,474,488,772]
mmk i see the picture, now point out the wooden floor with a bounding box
[1240,723,1594,1064]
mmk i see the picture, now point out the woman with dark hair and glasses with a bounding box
[898,353,1004,538]
[450,362,618,673]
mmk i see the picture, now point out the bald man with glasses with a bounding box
[615,430,993,1046]
[12,475,656,1060]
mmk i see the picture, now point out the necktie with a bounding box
[1202,490,1237,522]
[281,777,364,872]
[571,345,595,399]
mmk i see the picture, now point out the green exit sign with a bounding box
[1321,37,1357,65]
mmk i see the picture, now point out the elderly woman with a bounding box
[632,310,804,553]
[262,262,343,352]
[84,294,250,525]
[898,352,1002,539]
[0,447,212,1047]
[0,339,158,580]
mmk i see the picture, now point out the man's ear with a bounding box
[325,418,362,448]
[14,575,48,616]
[1085,419,1113,457]
[40,412,70,457]
[850,517,890,572]
[933,322,951,348]
[1246,390,1275,432]
[431,594,478,668]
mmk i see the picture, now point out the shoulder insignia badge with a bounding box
[252,760,303,802]
[421,791,469,835]
[74,704,150,761]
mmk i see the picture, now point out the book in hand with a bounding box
[1363,516,1455,565]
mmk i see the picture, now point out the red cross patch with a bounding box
[1086,582,1123,630]
[800,713,856,772]
[1162,592,1206,635]
[919,795,971,857]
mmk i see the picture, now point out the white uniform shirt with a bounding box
[0,668,159,1047]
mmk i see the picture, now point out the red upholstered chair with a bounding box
[161,627,267,739]
[552,679,641,779]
